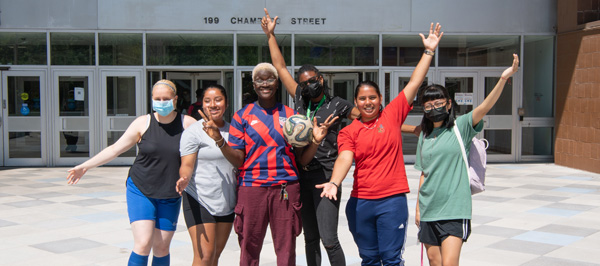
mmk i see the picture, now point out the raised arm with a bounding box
[403,23,443,105]
[472,54,519,125]
[67,115,147,184]
[262,8,298,97]
[315,150,354,201]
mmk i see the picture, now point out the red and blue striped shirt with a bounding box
[229,102,299,187]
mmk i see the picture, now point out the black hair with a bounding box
[190,84,228,120]
[201,84,228,101]
[419,84,455,137]
[298,64,321,78]
[297,64,332,108]
[354,80,381,100]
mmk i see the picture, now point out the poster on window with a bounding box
[455,93,473,105]
[74,87,85,101]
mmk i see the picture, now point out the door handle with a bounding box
[482,117,490,128]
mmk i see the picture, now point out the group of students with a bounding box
[66,8,519,266]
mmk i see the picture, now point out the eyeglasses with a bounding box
[423,100,447,113]
[253,79,277,86]
[299,76,320,88]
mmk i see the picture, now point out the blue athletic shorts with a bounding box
[126,177,181,231]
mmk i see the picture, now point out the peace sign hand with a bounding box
[312,114,339,144]
[261,8,278,36]
[198,109,223,142]
[419,23,444,52]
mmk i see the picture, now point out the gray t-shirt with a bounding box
[180,120,236,216]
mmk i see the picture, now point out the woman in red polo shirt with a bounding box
[318,23,443,265]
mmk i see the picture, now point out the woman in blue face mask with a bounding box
[67,79,197,266]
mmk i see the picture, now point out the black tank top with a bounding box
[128,113,184,199]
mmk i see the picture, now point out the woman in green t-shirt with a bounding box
[415,54,519,266]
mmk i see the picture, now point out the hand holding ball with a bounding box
[283,114,313,147]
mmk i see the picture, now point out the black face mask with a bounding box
[302,81,324,99]
[425,106,449,122]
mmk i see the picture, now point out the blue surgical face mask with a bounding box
[152,99,175,116]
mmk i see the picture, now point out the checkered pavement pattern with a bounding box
[0,164,599,265]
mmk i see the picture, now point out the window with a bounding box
[99,33,143,65]
[237,34,291,66]
[146,34,233,65]
[382,35,433,67]
[295,34,378,66]
[438,36,520,67]
[0,32,47,65]
[51,33,95,65]
[523,36,555,117]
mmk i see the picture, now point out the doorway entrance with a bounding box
[1,70,47,166]
[166,72,234,121]
[52,70,96,166]
[388,69,519,162]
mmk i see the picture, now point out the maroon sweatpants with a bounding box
[234,181,302,266]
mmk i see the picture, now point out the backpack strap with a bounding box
[418,132,424,166]
[452,124,470,174]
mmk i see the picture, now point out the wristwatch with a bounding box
[424,50,435,56]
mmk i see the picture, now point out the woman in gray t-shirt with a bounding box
[177,84,236,266]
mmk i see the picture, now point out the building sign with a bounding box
[94,0,411,32]
[455,93,473,106]
[225,17,326,25]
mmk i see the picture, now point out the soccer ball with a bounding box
[283,114,313,147]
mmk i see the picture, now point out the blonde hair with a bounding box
[152,79,177,95]
[252,63,278,81]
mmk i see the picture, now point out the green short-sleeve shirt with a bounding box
[415,112,483,221]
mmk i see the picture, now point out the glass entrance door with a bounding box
[324,73,358,104]
[392,71,432,162]
[440,71,516,161]
[325,73,358,127]
[100,70,142,165]
[1,71,46,166]
[481,71,516,161]
[236,69,283,113]
[440,72,478,117]
[166,72,222,116]
[53,70,96,166]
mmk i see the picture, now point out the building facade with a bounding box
[555,0,600,173]
[0,0,556,167]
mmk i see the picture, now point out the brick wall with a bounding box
[555,29,600,173]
